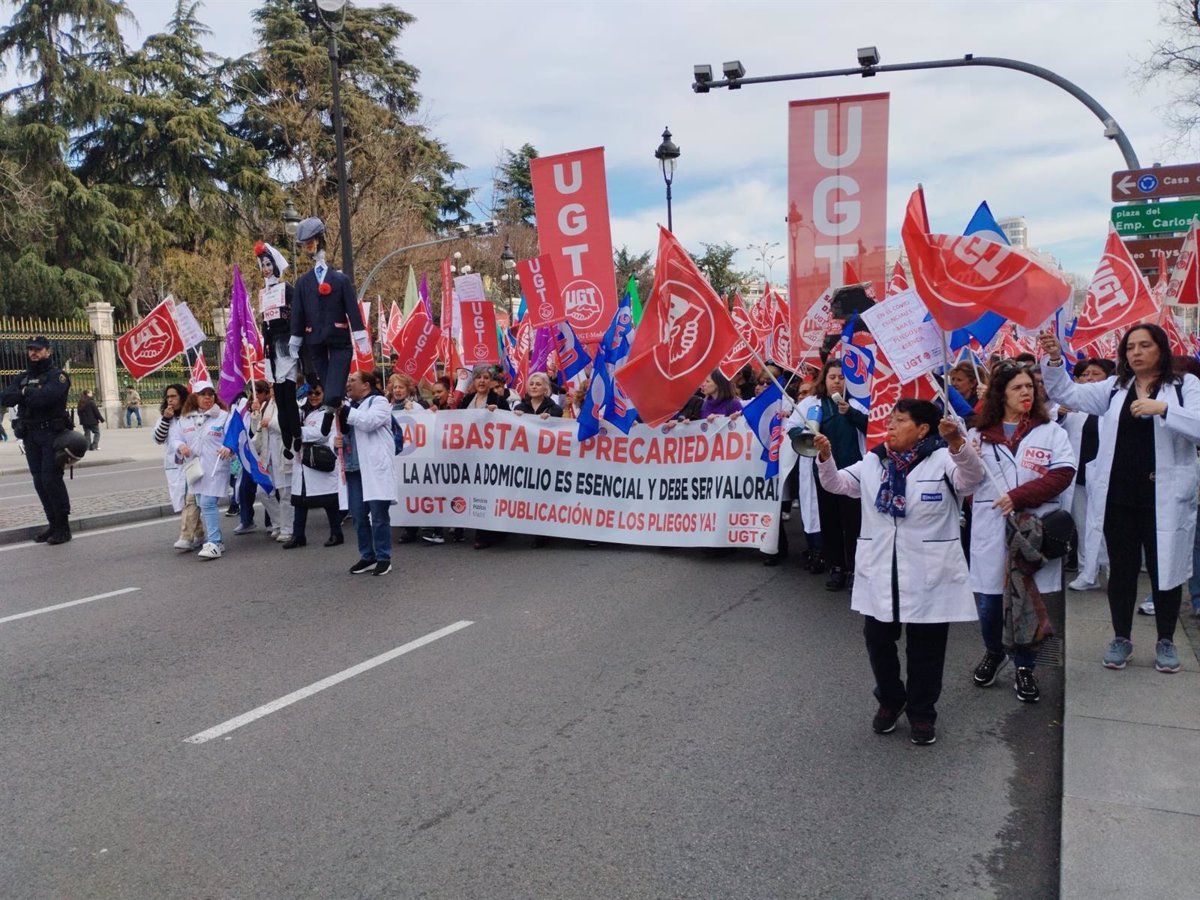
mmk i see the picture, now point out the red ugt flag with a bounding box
[392,308,441,380]
[902,186,1071,330]
[1072,227,1158,348]
[117,299,185,380]
[619,227,739,426]
[188,351,210,390]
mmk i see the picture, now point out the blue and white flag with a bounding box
[578,291,639,441]
[742,380,786,480]
[554,320,591,381]
[222,403,273,493]
[839,315,875,410]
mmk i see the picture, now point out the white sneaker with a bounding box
[233,523,256,535]
[173,538,194,550]
[1068,576,1099,591]
[1137,597,1155,616]
[276,532,292,543]
[197,542,224,560]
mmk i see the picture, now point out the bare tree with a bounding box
[1139,0,1200,152]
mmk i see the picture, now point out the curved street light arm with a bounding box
[358,228,498,301]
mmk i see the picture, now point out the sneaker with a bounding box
[781,510,791,521]
[276,532,292,543]
[1014,667,1040,702]
[1068,576,1100,591]
[197,542,224,560]
[910,720,937,746]
[224,505,240,518]
[421,531,446,545]
[1154,639,1181,674]
[973,651,1009,687]
[349,558,376,575]
[1137,597,1155,616]
[173,538,194,550]
[872,702,906,735]
[373,560,392,576]
[233,523,256,535]
[1102,637,1133,669]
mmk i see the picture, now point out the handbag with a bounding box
[183,457,204,486]
[1037,508,1075,560]
[301,441,337,473]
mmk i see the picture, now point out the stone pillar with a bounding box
[211,307,231,377]
[86,301,121,426]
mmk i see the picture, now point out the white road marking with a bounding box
[0,517,177,553]
[184,620,475,744]
[0,587,141,624]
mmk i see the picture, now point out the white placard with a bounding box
[453,273,486,302]
[258,283,287,322]
[860,288,943,384]
[171,301,207,349]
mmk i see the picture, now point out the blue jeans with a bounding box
[196,494,223,545]
[1189,506,1200,612]
[125,406,142,427]
[345,470,391,562]
[974,592,1035,669]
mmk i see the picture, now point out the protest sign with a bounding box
[860,287,943,383]
[172,300,207,349]
[393,410,780,551]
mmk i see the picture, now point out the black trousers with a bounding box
[862,616,950,723]
[1104,502,1182,641]
[311,345,352,407]
[815,474,862,572]
[292,502,343,542]
[25,428,70,527]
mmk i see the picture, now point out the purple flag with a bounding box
[218,265,263,405]
[529,326,554,374]
[419,272,433,320]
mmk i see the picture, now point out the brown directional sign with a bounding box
[1121,235,1184,272]
[1112,164,1200,202]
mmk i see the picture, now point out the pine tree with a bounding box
[493,143,539,227]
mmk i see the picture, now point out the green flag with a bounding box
[403,265,419,316]
[626,275,643,326]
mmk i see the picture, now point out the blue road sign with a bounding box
[1137,174,1159,194]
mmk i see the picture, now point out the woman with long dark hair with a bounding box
[966,362,1075,702]
[1040,324,1200,673]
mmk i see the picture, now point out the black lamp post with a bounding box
[500,242,517,319]
[654,127,680,232]
[282,199,301,267]
[315,0,356,284]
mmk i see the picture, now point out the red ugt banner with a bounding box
[392,308,441,380]
[530,147,617,344]
[788,93,889,327]
[517,254,566,328]
[117,299,185,380]
[461,301,499,366]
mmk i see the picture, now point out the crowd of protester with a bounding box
[145,316,1200,747]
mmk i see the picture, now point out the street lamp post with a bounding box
[692,52,1140,169]
[500,242,517,320]
[654,127,680,232]
[282,199,301,267]
[747,240,782,283]
[315,0,356,284]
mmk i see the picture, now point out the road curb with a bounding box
[0,456,136,478]
[0,503,177,546]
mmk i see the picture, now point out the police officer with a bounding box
[0,336,74,543]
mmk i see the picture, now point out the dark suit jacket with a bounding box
[291,267,363,348]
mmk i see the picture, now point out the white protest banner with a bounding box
[860,287,942,383]
[171,299,207,349]
[393,410,781,551]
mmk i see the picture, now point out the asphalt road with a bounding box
[0,459,166,506]
[0,519,1063,899]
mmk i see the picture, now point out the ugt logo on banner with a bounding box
[530,147,617,344]
[117,300,185,379]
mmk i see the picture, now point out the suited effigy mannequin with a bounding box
[288,217,368,435]
[255,241,302,455]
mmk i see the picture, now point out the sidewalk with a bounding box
[0,423,174,542]
[1061,579,1200,899]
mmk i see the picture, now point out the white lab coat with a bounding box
[778,398,820,534]
[346,394,397,503]
[291,406,346,508]
[817,443,986,623]
[161,416,187,512]
[1042,362,1200,588]
[966,421,1076,595]
[169,406,231,498]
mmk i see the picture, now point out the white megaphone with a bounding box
[831,392,844,405]
[790,419,821,457]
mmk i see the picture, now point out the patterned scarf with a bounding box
[873,434,945,518]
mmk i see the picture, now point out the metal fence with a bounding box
[124,335,222,409]
[0,315,97,404]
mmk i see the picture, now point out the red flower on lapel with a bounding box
[318,282,332,296]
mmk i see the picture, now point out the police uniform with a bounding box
[0,336,73,542]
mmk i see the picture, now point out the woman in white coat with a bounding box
[339,369,397,576]
[153,383,205,551]
[168,380,232,560]
[967,362,1076,704]
[1039,324,1200,674]
[283,384,345,549]
[815,399,985,746]
[251,383,291,542]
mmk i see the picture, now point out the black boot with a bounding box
[34,525,52,543]
[46,516,72,545]
[824,566,846,591]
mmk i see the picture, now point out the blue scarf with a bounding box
[873,434,945,518]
